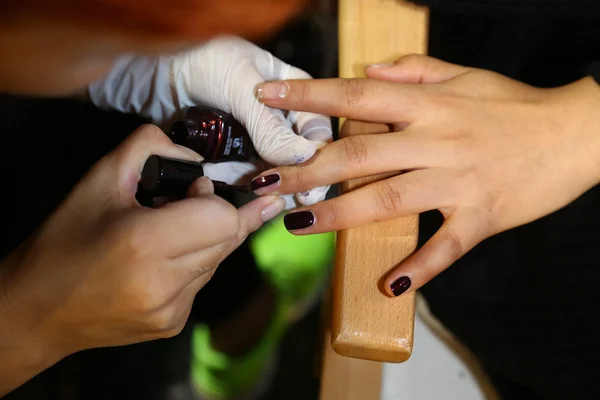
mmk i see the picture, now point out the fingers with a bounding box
[187,177,214,197]
[145,194,240,257]
[114,124,202,172]
[251,131,433,196]
[202,161,261,185]
[76,125,203,211]
[236,195,287,241]
[256,78,426,124]
[281,170,456,234]
[365,54,471,84]
[170,196,286,272]
[94,125,203,204]
[278,64,334,145]
[384,209,487,297]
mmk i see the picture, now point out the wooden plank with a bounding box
[320,329,383,400]
[319,286,383,400]
[333,0,429,363]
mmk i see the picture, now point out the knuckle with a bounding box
[298,80,310,103]
[119,222,154,262]
[159,323,186,339]
[340,78,365,108]
[342,136,369,167]
[112,124,170,170]
[441,232,464,261]
[124,282,164,316]
[319,201,345,230]
[223,206,241,235]
[290,165,309,190]
[397,53,427,67]
[132,124,169,144]
[374,181,404,215]
[147,306,177,333]
[212,242,233,264]
[199,196,239,233]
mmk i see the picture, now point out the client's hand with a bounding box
[250,55,600,296]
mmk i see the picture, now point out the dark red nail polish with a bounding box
[390,276,411,297]
[170,107,255,163]
[251,174,280,191]
[284,211,315,231]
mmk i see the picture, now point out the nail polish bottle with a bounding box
[169,107,255,163]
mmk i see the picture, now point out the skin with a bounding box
[252,55,600,296]
[0,0,302,394]
[0,126,285,394]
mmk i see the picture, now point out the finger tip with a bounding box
[187,176,214,197]
[387,275,412,298]
[250,172,281,195]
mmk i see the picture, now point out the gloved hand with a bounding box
[88,35,332,207]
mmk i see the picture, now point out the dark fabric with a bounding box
[419,10,600,400]
[0,94,263,400]
[410,0,600,17]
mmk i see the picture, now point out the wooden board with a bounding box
[319,283,383,400]
[332,0,429,363]
[320,329,384,400]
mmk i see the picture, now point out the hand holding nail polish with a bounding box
[89,35,333,209]
[252,54,600,297]
[0,124,286,372]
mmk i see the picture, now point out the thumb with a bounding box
[365,54,471,84]
[236,196,287,242]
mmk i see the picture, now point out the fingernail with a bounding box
[390,276,411,297]
[368,63,394,69]
[261,197,286,222]
[257,82,290,101]
[251,173,281,194]
[284,210,315,231]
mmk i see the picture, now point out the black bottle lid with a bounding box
[140,155,205,198]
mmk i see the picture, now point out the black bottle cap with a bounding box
[141,155,205,198]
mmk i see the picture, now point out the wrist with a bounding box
[0,259,67,389]
[550,76,600,187]
[579,76,600,184]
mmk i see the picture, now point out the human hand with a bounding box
[250,55,600,296]
[0,125,285,359]
[88,36,332,207]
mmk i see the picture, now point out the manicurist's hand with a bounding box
[0,125,285,395]
[250,55,600,296]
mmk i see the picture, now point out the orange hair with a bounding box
[1,0,308,40]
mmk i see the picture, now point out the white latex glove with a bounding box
[88,35,332,207]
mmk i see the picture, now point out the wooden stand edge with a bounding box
[331,0,428,363]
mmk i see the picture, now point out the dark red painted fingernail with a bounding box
[284,211,315,231]
[390,276,411,297]
[251,174,280,192]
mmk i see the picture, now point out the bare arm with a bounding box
[0,262,65,396]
